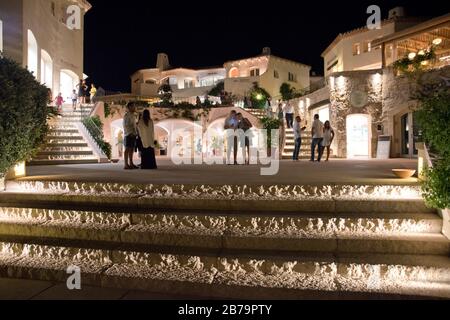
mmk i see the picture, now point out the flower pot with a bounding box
[392,169,416,179]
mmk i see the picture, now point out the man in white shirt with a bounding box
[293,116,307,161]
[310,114,324,162]
[283,102,294,128]
[123,103,138,170]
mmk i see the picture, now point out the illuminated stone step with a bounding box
[32,154,96,161]
[0,207,444,254]
[27,159,99,166]
[37,151,94,156]
[0,240,449,299]
[45,143,89,149]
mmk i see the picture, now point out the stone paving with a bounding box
[20,158,418,186]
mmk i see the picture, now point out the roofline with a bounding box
[224,55,311,69]
[372,12,450,47]
[130,66,225,78]
[320,17,425,57]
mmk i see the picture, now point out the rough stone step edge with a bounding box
[0,221,446,255]
[0,193,434,215]
[0,244,449,299]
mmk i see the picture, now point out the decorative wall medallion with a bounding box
[350,90,368,108]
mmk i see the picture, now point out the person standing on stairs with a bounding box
[71,90,78,112]
[293,116,307,161]
[283,101,294,129]
[224,110,239,165]
[123,103,139,170]
[310,114,324,162]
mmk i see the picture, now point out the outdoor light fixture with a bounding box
[418,50,425,56]
[256,94,263,100]
[408,52,416,60]
[421,60,428,66]
[432,38,442,45]
[14,162,26,177]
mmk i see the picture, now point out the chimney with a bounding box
[262,47,271,56]
[156,53,170,71]
[388,7,405,19]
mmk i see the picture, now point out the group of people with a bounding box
[52,80,97,112]
[123,103,158,170]
[307,114,335,162]
[224,110,253,165]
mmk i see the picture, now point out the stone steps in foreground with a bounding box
[0,239,449,299]
[0,206,445,255]
[27,159,99,166]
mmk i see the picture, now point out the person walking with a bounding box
[283,101,294,129]
[71,90,78,111]
[293,116,307,161]
[123,103,138,170]
[237,113,253,165]
[322,120,335,162]
[137,109,157,170]
[224,110,239,165]
[310,114,324,162]
[54,93,64,113]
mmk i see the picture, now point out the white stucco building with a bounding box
[0,0,91,99]
[224,47,311,99]
[131,48,311,103]
[131,53,226,103]
[322,7,422,77]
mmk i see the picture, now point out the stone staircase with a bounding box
[28,105,99,166]
[242,108,267,120]
[0,181,448,299]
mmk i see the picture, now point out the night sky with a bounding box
[84,0,448,92]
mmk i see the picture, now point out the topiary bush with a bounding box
[0,56,50,177]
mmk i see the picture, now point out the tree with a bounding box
[0,56,50,177]
[249,82,270,109]
[158,84,173,107]
[280,83,295,101]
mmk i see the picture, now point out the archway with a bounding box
[27,30,38,78]
[40,50,53,91]
[229,67,240,78]
[346,114,371,159]
[60,69,79,100]
[156,119,202,159]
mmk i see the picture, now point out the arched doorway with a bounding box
[40,50,53,91]
[346,114,371,159]
[155,119,203,159]
[60,69,79,100]
[27,30,38,78]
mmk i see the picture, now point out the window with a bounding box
[40,50,53,90]
[229,67,239,78]
[288,72,297,82]
[353,43,361,56]
[274,70,279,78]
[0,20,3,53]
[27,30,38,79]
[363,41,372,53]
[250,68,260,77]
[184,79,194,89]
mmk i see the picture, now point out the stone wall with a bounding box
[329,69,383,158]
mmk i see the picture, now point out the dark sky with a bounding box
[84,0,449,92]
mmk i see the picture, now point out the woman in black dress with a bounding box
[137,109,157,170]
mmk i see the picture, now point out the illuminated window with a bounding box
[288,72,297,82]
[184,79,194,88]
[229,67,239,78]
[363,41,372,53]
[250,68,260,77]
[353,43,361,55]
[27,30,38,78]
[274,70,279,78]
[40,49,53,90]
[0,20,3,53]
